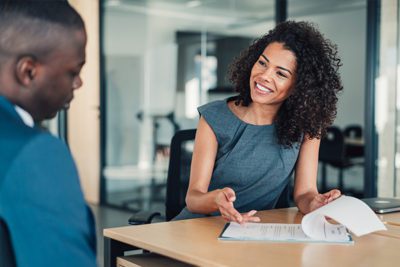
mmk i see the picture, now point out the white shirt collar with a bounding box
[14,105,34,128]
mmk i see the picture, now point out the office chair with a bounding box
[275,182,293,209]
[129,129,196,224]
[0,218,16,267]
[319,126,362,193]
[343,124,362,139]
[165,129,196,221]
[343,124,364,158]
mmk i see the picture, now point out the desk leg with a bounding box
[104,237,137,267]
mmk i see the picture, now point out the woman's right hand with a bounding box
[215,187,260,224]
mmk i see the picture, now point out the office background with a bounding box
[58,0,400,220]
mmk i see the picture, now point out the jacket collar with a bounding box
[0,95,27,125]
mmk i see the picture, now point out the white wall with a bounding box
[68,0,100,204]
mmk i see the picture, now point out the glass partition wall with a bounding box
[100,0,384,215]
[101,0,275,215]
[287,0,400,198]
[288,0,367,197]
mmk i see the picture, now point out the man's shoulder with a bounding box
[0,114,67,180]
[0,103,39,139]
[26,132,70,161]
[15,132,69,163]
[0,116,52,155]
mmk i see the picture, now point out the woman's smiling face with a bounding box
[249,42,297,108]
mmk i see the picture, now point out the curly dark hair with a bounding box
[228,20,343,147]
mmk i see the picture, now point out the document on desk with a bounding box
[219,196,387,244]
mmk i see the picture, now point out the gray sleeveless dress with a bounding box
[173,99,301,220]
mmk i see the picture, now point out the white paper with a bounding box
[220,222,351,243]
[219,196,386,243]
[301,196,386,238]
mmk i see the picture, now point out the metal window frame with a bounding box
[364,0,380,197]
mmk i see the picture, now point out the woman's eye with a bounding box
[258,60,266,66]
[277,71,287,78]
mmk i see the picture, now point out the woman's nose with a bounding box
[260,67,273,82]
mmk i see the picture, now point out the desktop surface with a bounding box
[104,208,400,267]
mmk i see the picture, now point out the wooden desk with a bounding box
[104,208,400,267]
[373,212,400,239]
[378,212,400,225]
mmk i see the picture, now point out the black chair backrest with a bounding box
[343,125,362,138]
[0,218,16,267]
[319,126,346,164]
[165,129,196,221]
[343,124,364,158]
[275,182,292,209]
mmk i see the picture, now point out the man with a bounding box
[0,1,97,266]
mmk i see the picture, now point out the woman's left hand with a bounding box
[308,189,341,212]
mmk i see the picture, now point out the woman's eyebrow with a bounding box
[261,54,293,75]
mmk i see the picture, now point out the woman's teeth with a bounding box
[256,83,272,93]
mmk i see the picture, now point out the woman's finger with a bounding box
[323,189,340,198]
[315,194,327,203]
[224,207,242,223]
[220,204,242,222]
[238,210,260,223]
[243,216,261,223]
[222,187,236,202]
[331,189,341,199]
[246,210,258,217]
[222,215,230,221]
[242,212,260,222]
[324,189,341,202]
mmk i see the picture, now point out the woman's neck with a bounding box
[229,100,281,125]
[245,102,279,125]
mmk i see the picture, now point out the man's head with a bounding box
[0,1,86,121]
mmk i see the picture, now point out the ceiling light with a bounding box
[186,0,202,8]
[107,0,121,7]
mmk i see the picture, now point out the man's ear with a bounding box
[15,56,38,86]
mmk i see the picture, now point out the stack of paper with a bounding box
[219,196,386,244]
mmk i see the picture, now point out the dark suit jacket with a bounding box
[0,96,97,266]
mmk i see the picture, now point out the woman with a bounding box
[174,21,343,223]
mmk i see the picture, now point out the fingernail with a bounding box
[249,210,257,216]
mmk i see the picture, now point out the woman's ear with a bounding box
[15,56,37,86]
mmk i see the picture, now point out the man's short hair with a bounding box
[0,0,84,29]
[0,0,85,61]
